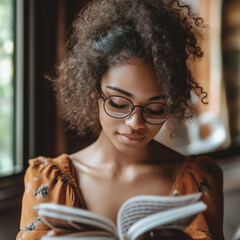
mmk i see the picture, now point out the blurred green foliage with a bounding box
[0,0,14,172]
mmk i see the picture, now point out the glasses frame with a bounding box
[100,94,170,125]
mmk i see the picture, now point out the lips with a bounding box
[120,133,145,139]
[117,132,145,144]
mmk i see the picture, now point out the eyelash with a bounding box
[146,108,165,115]
[109,99,128,109]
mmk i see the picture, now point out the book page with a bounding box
[34,203,118,238]
[126,201,207,240]
[117,192,202,240]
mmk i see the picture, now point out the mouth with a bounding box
[117,132,145,144]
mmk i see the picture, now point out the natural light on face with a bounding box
[0,0,14,173]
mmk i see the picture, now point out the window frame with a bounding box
[0,0,35,209]
[15,0,24,173]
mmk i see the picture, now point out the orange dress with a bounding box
[16,154,224,240]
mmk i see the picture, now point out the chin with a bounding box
[115,144,144,155]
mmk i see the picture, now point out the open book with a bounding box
[34,192,207,240]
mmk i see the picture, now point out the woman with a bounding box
[17,0,224,239]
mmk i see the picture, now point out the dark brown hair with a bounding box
[52,0,207,136]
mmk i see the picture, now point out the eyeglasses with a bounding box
[100,95,169,125]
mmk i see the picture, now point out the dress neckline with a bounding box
[65,154,195,210]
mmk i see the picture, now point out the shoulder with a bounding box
[18,154,84,237]
[181,156,225,239]
[183,155,223,180]
[26,153,82,183]
[24,153,82,206]
[174,155,223,195]
[177,155,222,177]
[27,153,70,172]
[25,154,73,188]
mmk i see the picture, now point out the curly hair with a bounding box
[52,0,207,136]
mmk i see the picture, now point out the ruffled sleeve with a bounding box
[171,156,224,240]
[16,154,83,240]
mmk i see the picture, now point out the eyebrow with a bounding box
[106,86,165,101]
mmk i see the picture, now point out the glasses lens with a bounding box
[104,96,132,118]
[143,103,169,124]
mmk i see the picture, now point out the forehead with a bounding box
[101,59,162,98]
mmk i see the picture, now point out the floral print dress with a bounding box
[16,154,225,240]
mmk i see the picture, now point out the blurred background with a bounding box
[0,0,240,239]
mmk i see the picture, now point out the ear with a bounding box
[91,90,99,99]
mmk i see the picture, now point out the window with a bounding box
[0,0,26,215]
[0,0,15,176]
[0,0,24,177]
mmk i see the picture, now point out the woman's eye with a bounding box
[146,108,165,115]
[108,99,128,109]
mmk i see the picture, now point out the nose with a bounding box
[125,108,145,130]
